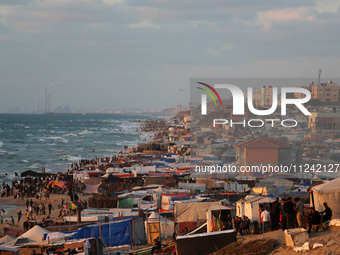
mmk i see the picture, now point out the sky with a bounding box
[1,0,340,113]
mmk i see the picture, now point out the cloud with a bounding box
[258,7,315,30]
[129,20,160,28]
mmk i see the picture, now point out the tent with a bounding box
[145,212,174,244]
[174,202,221,223]
[83,177,102,194]
[18,225,50,242]
[311,177,340,219]
[236,196,275,222]
[0,235,15,244]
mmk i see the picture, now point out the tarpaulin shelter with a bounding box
[0,235,15,245]
[310,177,340,219]
[145,212,174,244]
[236,196,275,222]
[67,218,146,247]
[18,225,50,242]
[174,202,221,223]
[83,177,102,194]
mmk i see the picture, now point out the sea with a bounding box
[0,113,157,184]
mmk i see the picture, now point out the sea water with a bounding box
[0,113,156,183]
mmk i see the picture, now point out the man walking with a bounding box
[17,211,22,223]
[285,197,294,229]
[261,206,270,233]
[295,198,304,228]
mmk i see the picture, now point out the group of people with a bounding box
[261,197,333,233]
[231,197,333,235]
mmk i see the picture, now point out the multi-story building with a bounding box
[310,81,339,102]
[235,138,292,167]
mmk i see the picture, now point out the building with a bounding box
[311,81,340,102]
[234,138,292,167]
[308,111,340,134]
[245,86,274,108]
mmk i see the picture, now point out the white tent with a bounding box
[145,212,174,242]
[18,225,50,242]
[0,235,15,244]
[236,196,275,222]
[175,202,221,223]
[311,178,340,219]
[83,177,102,194]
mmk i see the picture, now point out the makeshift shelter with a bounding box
[0,235,15,245]
[83,177,102,194]
[251,186,280,195]
[145,212,174,244]
[174,201,221,233]
[68,218,146,247]
[236,196,275,222]
[175,202,221,223]
[18,225,50,242]
[207,204,235,233]
[310,177,340,219]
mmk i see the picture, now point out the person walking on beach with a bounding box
[11,216,14,225]
[18,211,22,223]
[26,199,29,209]
[25,209,30,220]
[41,204,46,215]
[48,202,53,215]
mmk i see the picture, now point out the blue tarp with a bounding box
[151,163,165,167]
[69,219,131,247]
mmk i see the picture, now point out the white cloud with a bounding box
[129,20,160,28]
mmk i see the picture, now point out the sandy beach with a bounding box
[0,193,91,230]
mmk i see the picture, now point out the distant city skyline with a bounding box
[1,1,340,113]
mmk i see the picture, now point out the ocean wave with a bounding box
[79,130,94,135]
[116,140,138,146]
[63,155,82,161]
[45,136,68,143]
[28,163,41,169]
[63,133,78,137]
[20,159,29,163]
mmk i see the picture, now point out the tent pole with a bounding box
[165,217,167,240]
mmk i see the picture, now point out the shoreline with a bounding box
[0,117,163,231]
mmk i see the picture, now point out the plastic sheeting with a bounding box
[83,178,102,194]
[73,171,89,181]
[19,225,50,242]
[236,196,275,222]
[64,214,109,223]
[311,178,340,219]
[69,219,131,247]
[175,202,221,223]
[145,212,174,240]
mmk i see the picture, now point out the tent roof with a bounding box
[312,178,340,194]
[0,235,15,244]
[243,196,275,204]
[18,225,50,241]
[148,211,165,221]
[208,204,234,211]
[175,201,220,223]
